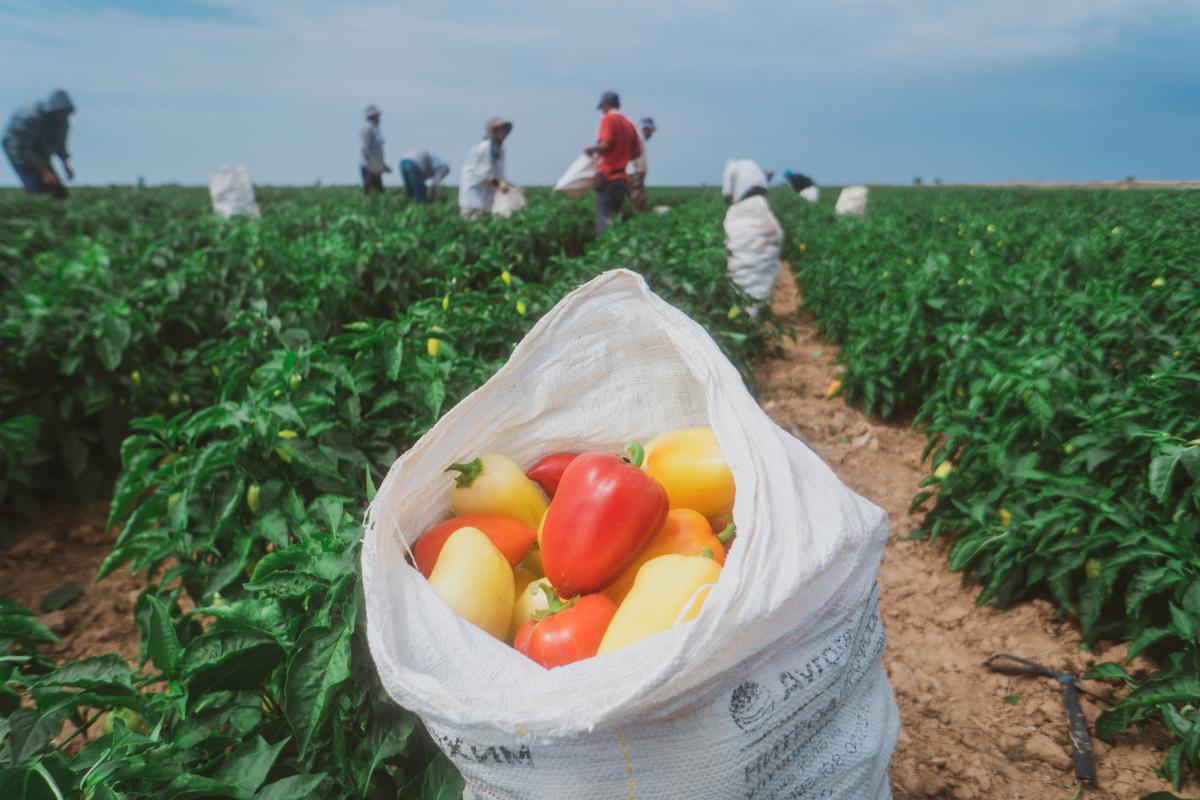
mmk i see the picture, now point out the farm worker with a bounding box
[360,104,390,195]
[584,90,641,234]
[460,117,512,218]
[399,150,450,203]
[722,159,783,312]
[3,89,76,200]
[783,170,814,193]
[721,158,769,205]
[628,117,655,213]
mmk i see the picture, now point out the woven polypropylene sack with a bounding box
[835,185,869,218]
[724,195,784,302]
[362,270,898,799]
[553,154,595,200]
[208,165,260,219]
[491,186,526,218]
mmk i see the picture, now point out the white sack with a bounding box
[724,194,785,303]
[835,185,869,218]
[553,154,596,200]
[362,270,898,800]
[208,165,260,219]
[491,185,526,218]
[800,185,821,203]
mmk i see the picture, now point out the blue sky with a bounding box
[2,0,1199,186]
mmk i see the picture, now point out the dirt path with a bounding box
[759,268,1195,799]
[0,501,143,668]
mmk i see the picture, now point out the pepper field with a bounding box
[0,185,1197,798]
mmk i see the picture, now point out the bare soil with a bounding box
[760,267,1196,799]
[1,267,1196,798]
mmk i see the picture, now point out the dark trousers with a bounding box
[361,166,384,195]
[594,176,628,233]
[8,157,67,199]
[399,159,427,202]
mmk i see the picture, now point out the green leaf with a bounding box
[284,625,352,758]
[39,583,83,613]
[181,630,283,694]
[5,709,65,765]
[256,774,327,800]
[0,763,67,800]
[212,735,287,796]
[141,594,182,673]
[0,612,59,644]
[36,654,132,690]
[399,753,465,800]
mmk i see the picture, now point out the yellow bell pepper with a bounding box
[643,427,735,519]
[520,545,545,577]
[445,453,547,529]
[508,573,551,643]
[427,527,514,639]
[597,554,722,655]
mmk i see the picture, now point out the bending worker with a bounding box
[460,117,512,217]
[584,90,640,233]
[3,89,76,199]
[360,104,390,194]
[399,150,450,203]
[628,117,655,213]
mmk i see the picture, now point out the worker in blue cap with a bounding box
[360,104,390,195]
[3,89,76,199]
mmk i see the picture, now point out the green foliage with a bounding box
[776,185,1200,786]
[0,187,770,797]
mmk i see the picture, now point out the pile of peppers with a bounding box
[412,427,736,669]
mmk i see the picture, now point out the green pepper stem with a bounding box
[531,583,576,620]
[625,442,645,468]
[700,547,714,560]
[716,522,736,545]
[445,458,483,488]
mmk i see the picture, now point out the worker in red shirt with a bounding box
[584,90,641,234]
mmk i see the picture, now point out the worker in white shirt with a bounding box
[399,150,450,203]
[459,117,512,218]
[628,117,655,213]
[360,105,390,195]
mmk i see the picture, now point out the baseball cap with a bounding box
[364,104,381,120]
[639,117,656,131]
[596,90,620,109]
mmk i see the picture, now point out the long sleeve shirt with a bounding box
[3,104,70,168]
[459,139,505,213]
[402,149,451,192]
[360,122,385,173]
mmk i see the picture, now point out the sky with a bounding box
[2,0,1199,186]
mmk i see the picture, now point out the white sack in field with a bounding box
[362,270,898,800]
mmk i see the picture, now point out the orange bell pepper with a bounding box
[602,509,733,605]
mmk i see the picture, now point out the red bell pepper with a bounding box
[525,452,580,498]
[540,444,668,596]
[412,514,536,577]
[514,585,617,669]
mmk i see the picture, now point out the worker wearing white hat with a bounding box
[360,104,390,195]
[459,116,512,218]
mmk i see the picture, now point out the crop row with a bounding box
[773,186,1200,789]
[0,189,770,797]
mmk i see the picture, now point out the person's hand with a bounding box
[584,146,597,156]
[64,162,75,181]
[383,164,392,173]
[498,180,511,193]
[38,166,60,186]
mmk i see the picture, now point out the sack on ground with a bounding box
[724,195,784,303]
[491,186,526,218]
[800,185,820,203]
[835,185,869,218]
[553,155,596,200]
[362,269,898,800]
[208,165,260,219]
